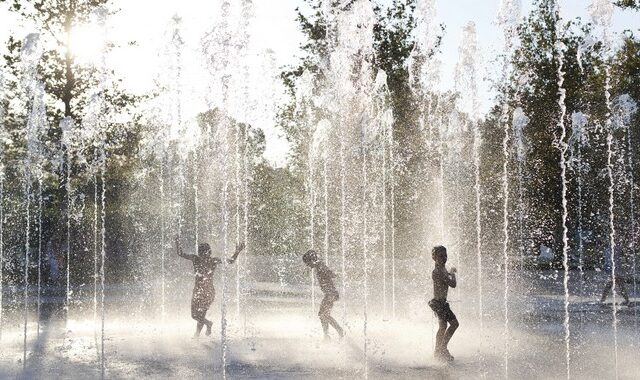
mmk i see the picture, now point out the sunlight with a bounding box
[69,23,105,64]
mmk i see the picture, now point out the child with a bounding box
[428,245,459,361]
[176,238,244,337]
[600,239,630,306]
[303,249,344,340]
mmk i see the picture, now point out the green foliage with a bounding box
[0,0,142,286]
[482,0,640,267]
[615,0,640,10]
[277,0,451,259]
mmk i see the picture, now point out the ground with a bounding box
[1,269,639,379]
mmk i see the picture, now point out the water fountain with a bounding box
[454,21,482,327]
[165,14,185,326]
[380,77,389,320]
[317,2,348,321]
[1,1,639,379]
[410,0,439,250]
[99,145,106,379]
[295,69,317,311]
[235,0,254,319]
[62,117,73,319]
[613,94,638,336]
[0,67,5,342]
[590,0,619,376]
[21,31,46,369]
[496,0,520,375]
[552,2,571,374]
[217,3,233,377]
[389,120,396,320]
[513,108,529,269]
[569,111,589,300]
[86,8,109,376]
[619,96,638,335]
[310,119,330,267]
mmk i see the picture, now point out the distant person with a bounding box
[428,245,459,362]
[303,249,344,340]
[600,239,630,306]
[41,238,66,323]
[46,239,62,284]
[176,238,244,337]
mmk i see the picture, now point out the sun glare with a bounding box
[69,23,105,64]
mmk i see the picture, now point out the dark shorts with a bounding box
[191,285,214,320]
[428,299,457,322]
[319,291,339,318]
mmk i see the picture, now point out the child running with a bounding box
[600,237,631,306]
[428,245,459,362]
[303,249,344,340]
[176,237,244,337]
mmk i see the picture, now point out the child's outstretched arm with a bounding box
[176,237,197,261]
[226,242,245,264]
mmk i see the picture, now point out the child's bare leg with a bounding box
[601,280,613,302]
[444,319,459,349]
[192,304,207,337]
[616,278,630,303]
[327,316,344,337]
[195,321,204,337]
[319,296,333,338]
[320,317,330,337]
[435,319,447,353]
[204,318,213,336]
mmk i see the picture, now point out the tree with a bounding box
[615,0,640,10]
[0,0,141,289]
[490,0,638,267]
[279,0,448,258]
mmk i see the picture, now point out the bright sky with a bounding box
[1,0,638,166]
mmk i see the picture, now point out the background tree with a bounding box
[0,0,141,290]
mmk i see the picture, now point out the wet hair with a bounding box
[302,249,319,267]
[431,245,447,262]
[198,243,211,256]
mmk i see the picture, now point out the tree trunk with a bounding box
[63,10,74,119]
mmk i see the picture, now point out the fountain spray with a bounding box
[553,3,572,374]
[618,95,638,334]
[455,21,483,329]
[570,112,588,305]
[21,32,46,369]
[0,69,4,342]
[590,0,618,376]
[497,0,521,376]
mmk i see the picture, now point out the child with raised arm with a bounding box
[176,238,244,337]
[428,245,459,362]
[303,249,344,340]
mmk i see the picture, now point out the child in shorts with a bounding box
[428,245,459,361]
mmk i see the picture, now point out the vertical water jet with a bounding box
[497,1,521,375]
[553,3,571,373]
[570,112,588,302]
[590,1,618,375]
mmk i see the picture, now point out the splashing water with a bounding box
[614,95,638,336]
[295,69,317,312]
[497,0,522,376]
[61,117,73,321]
[21,32,47,370]
[0,68,4,342]
[455,21,483,330]
[570,112,589,301]
[497,0,520,375]
[512,108,529,269]
[591,0,619,377]
[553,4,571,372]
[99,147,107,379]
